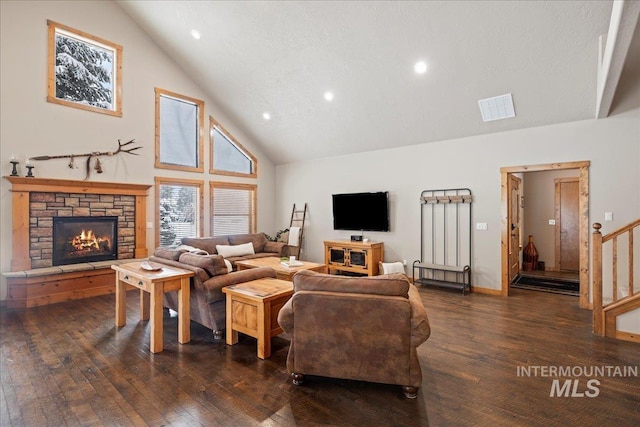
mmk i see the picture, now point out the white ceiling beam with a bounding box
[596,0,640,119]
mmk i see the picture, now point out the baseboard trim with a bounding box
[472,286,505,296]
[615,330,640,343]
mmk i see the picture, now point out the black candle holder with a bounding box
[10,160,19,177]
[25,165,34,178]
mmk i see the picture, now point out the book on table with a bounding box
[281,261,303,268]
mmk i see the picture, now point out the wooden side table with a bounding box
[222,278,293,359]
[112,262,194,353]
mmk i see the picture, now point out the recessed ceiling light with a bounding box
[414,61,428,74]
[262,112,271,120]
[324,91,334,101]
[190,29,201,40]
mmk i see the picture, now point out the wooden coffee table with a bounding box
[222,277,293,359]
[235,256,326,281]
[112,261,194,353]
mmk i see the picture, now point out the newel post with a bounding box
[592,223,604,335]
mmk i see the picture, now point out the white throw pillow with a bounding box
[216,242,255,258]
[380,261,405,274]
[224,259,233,273]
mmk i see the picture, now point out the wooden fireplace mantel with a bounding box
[5,176,151,195]
[4,177,152,271]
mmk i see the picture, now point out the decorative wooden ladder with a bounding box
[592,219,640,343]
[288,203,307,259]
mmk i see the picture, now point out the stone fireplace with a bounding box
[52,216,118,266]
[27,189,136,269]
[4,177,152,308]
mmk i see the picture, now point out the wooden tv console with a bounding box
[324,240,384,276]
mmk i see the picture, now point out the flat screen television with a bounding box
[332,191,390,232]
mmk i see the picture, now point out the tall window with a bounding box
[210,116,257,178]
[155,177,204,247]
[155,88,204,172]
[210,182,257,236]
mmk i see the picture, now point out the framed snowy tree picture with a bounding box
[47,20,122,117]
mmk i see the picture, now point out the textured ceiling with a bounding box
[117,1,638,165]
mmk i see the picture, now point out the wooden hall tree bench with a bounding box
[413,188,473,294]
[412,262,471,294]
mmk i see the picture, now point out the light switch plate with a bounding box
[604,212,613,221]
[548,219,556,225]
[476,222,488,231]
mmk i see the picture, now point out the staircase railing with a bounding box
[592,219,640,338]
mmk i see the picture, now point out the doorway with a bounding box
[500,161,590,308]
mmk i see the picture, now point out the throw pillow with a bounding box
[216,242,255,258]
[224,259,233,273]
[264,241,285,254]
[175,244,209,255]
[181,236,229,255]
[178,253,228,277]
[380,261,405,275]
[228,233,267,253]
[154,247,187,261]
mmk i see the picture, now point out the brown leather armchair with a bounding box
[277,270,431,398]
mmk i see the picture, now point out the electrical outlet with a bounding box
[476,222,488,231]
[548,219,556,225]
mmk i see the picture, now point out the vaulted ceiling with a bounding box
[117,1,640,165]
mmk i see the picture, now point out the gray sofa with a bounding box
[180,233,289,269]
[150,233,287,338]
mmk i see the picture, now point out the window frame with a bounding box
[210,116,258,178]
[47,20,123,117]
[155,88,205,173]
[210,181,258,236]
[154,177,204,248]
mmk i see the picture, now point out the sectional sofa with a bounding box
[150,232,289,338]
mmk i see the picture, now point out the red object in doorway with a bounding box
[523,235,539,271]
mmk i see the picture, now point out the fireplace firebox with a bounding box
[52,216,118,266]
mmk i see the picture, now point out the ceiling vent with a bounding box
[478,93,516,122]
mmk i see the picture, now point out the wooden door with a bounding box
[508,175,522,282]
[555,178,579,272]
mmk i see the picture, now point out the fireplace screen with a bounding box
[52,216,118,266]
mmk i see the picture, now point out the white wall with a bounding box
[0,1,276,299]
[276,109,640,293]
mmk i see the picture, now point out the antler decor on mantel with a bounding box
[30,139,141,180]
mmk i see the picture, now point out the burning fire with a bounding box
[70,229,111,253]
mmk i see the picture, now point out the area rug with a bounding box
[511,274,579,296]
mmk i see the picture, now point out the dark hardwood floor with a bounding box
[1,286,639,426]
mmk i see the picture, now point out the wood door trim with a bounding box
[500,161,590,308]
[508,175,522,284]
[501,161,590,173]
